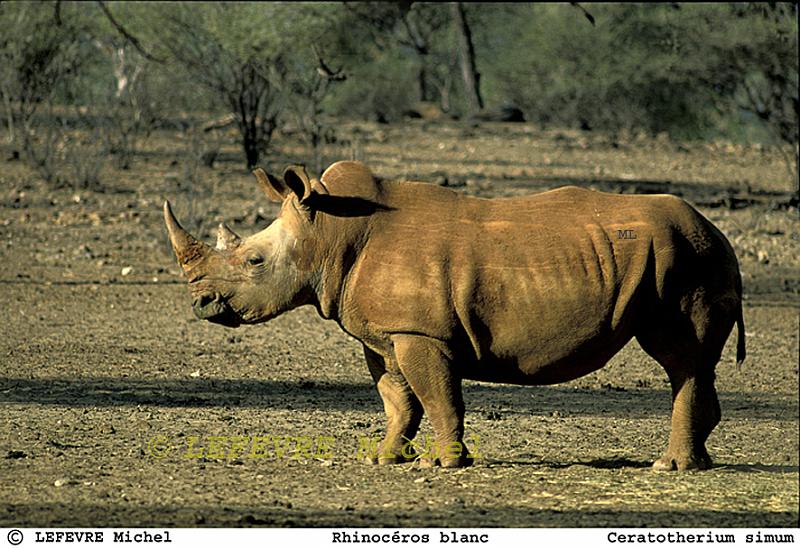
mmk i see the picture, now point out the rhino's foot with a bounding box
[415,455,474,468]
[441,455,474,468]
[653,452,712,472]
[364,453,418,465]
[379,455,414,465]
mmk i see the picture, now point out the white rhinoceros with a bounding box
[164,161,745,471]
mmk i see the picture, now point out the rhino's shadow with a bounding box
[481,457,652,469]
[480,458,798,473]
[306,194,395,217]
[0,377,793,423]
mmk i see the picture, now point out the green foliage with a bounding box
[0,2,109,187]
[337,2,454,110]
[485,3,797,142]
[136,3,352,167]
[0,2,101,123]
[1,1,796,185]
[327,51,419,122]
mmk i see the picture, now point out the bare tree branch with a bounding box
[97,1,165,63]
[570,3,596,27]
[313,45,346,81]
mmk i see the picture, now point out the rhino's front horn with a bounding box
[216,222,242,251]
[163,201,212,271]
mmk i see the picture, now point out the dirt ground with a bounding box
[1,121,798,528]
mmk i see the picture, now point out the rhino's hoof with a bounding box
[415,455,474,468]
[652,457,678,471]
[441,455,474,468]
[653,454,712,472]
[365,453,416,465]
[378,455,409,465]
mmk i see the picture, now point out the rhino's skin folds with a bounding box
[165,160,745,471]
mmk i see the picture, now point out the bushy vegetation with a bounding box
[485,3,798,142]
[0,2,796,185]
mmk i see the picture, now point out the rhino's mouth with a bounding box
[192,294,241,328]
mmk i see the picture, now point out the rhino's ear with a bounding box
[283,165,314,204]
[253,167,289,203]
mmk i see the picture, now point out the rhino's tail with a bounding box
[735,300,746,368]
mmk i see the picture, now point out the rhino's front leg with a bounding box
[391,334,471,468]
[364,346,423,464]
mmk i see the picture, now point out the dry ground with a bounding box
[1,121,798,527]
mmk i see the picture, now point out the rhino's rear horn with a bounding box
[216,222,242,251]
[163,201,212,270]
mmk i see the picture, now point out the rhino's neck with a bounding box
[306,186,386,322]
[308,204,375,322]
[312,241,361,321]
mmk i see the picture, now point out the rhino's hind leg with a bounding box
[652,369,720,471]
[391,334,472,468]
[364,346,424,464]
[636,299,733,472]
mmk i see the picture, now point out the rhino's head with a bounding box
[164,165,328,328]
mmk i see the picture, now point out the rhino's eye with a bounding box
[246,254,265,267]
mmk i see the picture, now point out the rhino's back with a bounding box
[367,182,701,289]
[375,182,700,236]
